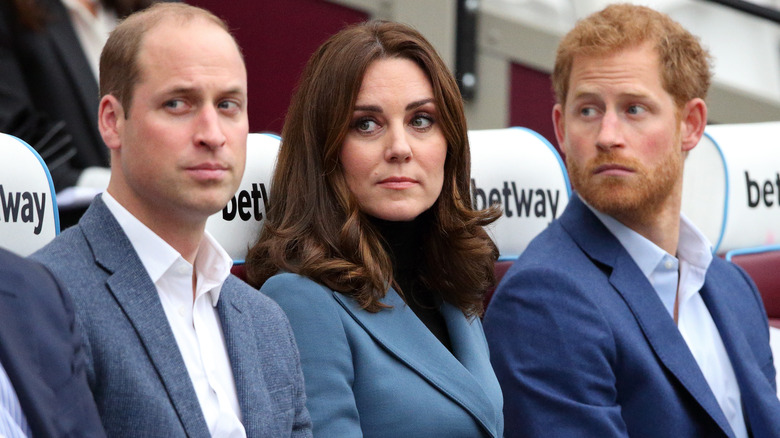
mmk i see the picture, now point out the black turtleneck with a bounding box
[369,214,453,353]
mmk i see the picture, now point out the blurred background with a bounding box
[187,0,780,148]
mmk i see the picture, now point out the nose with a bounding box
[194,106,226,149]
[595,110,623,152]
[384,125,412,162]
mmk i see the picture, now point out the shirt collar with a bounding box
[677,214,713,271]
[584,201,713,317]
[585,202,666,279]
[584,201,712,272]
[194,231,233,306]
[101,192,232,306]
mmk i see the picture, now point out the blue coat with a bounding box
[261,273,504,437]
[31,197,312,437]
[0,248,105,437]
[484,194,780,437]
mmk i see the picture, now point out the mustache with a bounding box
[587,153,643,170]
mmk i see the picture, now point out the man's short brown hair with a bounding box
[99,3,237,116]
[552,3,713,109]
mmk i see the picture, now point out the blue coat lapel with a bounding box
[700,274,780,436]
[333,289,499,438]
[560,195,735,437]
[80,198,210,438]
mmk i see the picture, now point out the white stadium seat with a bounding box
[0,133,59,256]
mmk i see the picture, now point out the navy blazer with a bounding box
[484,194,780,437]
[262,273,504,437]
[0,248,105,437]
[31,197,312,437]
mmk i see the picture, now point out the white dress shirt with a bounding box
[103,192,246,438]
[589,205,748,438]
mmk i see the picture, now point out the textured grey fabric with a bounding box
[32,196,311,437]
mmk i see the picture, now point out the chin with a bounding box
[369,207,425,222]
[374,213,418,222]
[189,195,233,217]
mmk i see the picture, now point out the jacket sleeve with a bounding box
[483,265,630,438]
[262,273,363,437]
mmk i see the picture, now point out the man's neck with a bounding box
[612,197,682,257]
[105,189,206,264]
[154,224,204,265]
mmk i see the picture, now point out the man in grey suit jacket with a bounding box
[32,3,311,436]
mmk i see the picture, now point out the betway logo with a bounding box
[0,185,47,235]
[471,179,561,219]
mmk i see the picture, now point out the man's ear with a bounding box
[98,95,125,151]
[552,103,568,159]
[679,98,707,153]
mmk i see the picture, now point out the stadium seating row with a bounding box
[1,124,778,342]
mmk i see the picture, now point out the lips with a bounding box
[378,176,418,189]
[593,163,634,176]
[186,162,229,179]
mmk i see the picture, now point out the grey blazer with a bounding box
[31,196,312,437]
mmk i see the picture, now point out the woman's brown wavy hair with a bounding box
[245,20,500,317]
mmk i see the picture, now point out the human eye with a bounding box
[579,106,598,117]
[352,117,380,135]
[163,99,187,112]
[410,114,434,131]
[217,99,242,115]
[626,104,647,116]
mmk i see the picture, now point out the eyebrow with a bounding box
[353,98,435,113]
[406,98,435,111]
[571,90,649,101]
[161,86,246,98]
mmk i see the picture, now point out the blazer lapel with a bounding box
[81,199,209,438]
[333,289,500,438]
[700,275,780,436]
[561,195,735,437]
[215,281,265,436]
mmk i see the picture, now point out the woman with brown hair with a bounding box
[246,20,504,437]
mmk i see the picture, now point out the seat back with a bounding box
[205,133,279,279]
[728,245,780,396]
[725,245,780,328]
[468,128,571,306]
[211,129,572,289]
[0,133,59,256]
[771,327,780,395]
[682,122,780,254]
